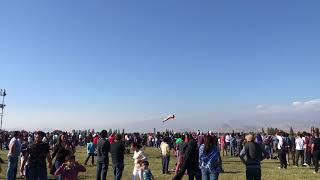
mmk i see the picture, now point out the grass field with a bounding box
[0,147,319,180]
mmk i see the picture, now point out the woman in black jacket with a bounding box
[173,133,201,180]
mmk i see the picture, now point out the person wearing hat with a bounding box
[240,134,269,180]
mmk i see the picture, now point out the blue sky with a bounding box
[1,0,320,131]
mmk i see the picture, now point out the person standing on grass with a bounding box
[93,133,99,148]
[21,131,53,180]
[225,134,231,155]
[275,131,287,168]
[230,134,236,157]
[289,133,296,166]
[96,130,110,180]
[52,133,71,180]
[305,133,312,166]
[84,137,95,165]
[278,135,288,169]
[6,131,22,180]
[240,134,269,180]
[160,136,171,174]
[312,132,320,174]
[175,135,187,175]
[175,135,183,158]
[236,134,243,156]
[141,161,155,180]
[302,132,308,166]
[295,133,304,167]
[132,142,147,180]
[110,134,125,180]
[173,133,202,180]
[199,135,222,180]
[219,134,226,156]
[276,131,288,169]
[263,134,273,159]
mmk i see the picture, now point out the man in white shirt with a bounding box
[7,131,22,180]
[275,133,283,150]
[295,133,305,166]
[225,134,231,154]
[276,131,287,169]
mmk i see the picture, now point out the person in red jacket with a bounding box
[93,134,99,147]
[109,133,116,145]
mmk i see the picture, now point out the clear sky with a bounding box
[1,0,320,131]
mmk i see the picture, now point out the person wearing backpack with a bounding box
[278,136,288,169]
[240,134,269,180]
[276,131,288,168]
[199,135,222,180]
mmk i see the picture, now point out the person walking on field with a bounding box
[6,131,22,180]
[110,134,125,180]
[240,134,269,180]
[160,137,171,174]
[96,130,110,180]
[84,137,95,165]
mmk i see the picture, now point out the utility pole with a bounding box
[0,89,7,130]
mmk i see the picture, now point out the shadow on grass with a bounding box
[223,160,241,163]
[222,171,242,174]
[262,161,279,164]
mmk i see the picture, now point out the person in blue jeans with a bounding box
[21,131,53,180]
[110,134,125,180]
[199,135,222,180]
[160,137,171,174]
[96,130,110,180]
[7,131,22,180]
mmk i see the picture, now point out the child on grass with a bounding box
[141,160,155,180]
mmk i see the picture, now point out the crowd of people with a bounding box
[0,127,319,180]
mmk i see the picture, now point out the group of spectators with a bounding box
[0,127,319,180]
[4,130,86,180]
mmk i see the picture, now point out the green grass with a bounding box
[0,147,319,180]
